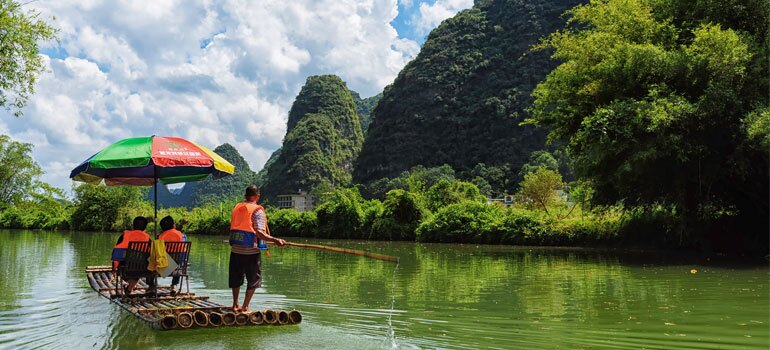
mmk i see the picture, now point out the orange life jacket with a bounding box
[159,228,185,242]
[229,202,263,247]
[111,230,150,268]
[159,228,187,253]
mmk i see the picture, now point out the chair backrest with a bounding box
[164,242,191,274]
[123,241,152,277]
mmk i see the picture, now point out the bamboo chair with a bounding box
[164,242,192,295]
[115,241,153,297]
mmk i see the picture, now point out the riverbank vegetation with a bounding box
[0,157,681,251]
[0,0,766,256]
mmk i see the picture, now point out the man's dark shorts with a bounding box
[229,252,261,290]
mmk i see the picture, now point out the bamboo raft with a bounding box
[86,266,302,330]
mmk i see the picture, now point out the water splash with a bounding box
[386,261,400,349]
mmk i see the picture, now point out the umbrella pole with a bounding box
[154,170,158,239]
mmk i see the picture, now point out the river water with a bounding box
[0,230,767,349]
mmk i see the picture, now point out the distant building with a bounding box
[487,195,516,207]
[277,190,314,212]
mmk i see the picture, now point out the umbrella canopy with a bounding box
[70,136,235,186]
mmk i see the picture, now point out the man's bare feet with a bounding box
[240,305,249,312]
[232,304,240,312]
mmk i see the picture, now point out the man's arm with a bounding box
[115,234,124,246]
[252,209,285,246]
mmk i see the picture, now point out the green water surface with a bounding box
[0,230,767,349]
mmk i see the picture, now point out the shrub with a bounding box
[268,209,318,238]
[0,201,71,230]
[425,179,486,212]
[371,189,425,240]
[181,203,231,235]
[498,208,550,244]
[360,199,384,239]
[315,188,365,239]
[416,201,505,243]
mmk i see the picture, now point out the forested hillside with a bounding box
[254,147,280,186]
[151,143,258,207]
[354,0,584,189]
[262,75,364,200]
[352,92,381,133]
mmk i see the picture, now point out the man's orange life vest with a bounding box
[159,229,185,242]
[111,229,150,268]
[229,202,263,247]
[159,228,187,254]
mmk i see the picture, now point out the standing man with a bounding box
[229,185,285,312]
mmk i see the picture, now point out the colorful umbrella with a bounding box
[70,136,234,185]
[70,136,235,234]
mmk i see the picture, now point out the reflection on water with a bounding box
[0,230,767,349]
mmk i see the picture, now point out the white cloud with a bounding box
[414,0,473,35]
[3,0,468,191]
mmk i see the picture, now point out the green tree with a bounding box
[518,168,564,215]
[461,163,509,196]
[0,0,57,117]
[425,179,486,212]
[470,176,493,197]
[71,184,142,231]
[364,164,456,199]
[0,135,42,206]
[371,189,425,240]
[517,150,559,181]
[315,188,365,239]
[528,0,769,244]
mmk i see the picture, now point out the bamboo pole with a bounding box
[263,309,277,324]
[223,239,400,262]
[193,310,209,327]
[222,311,236,326]
[248,311,264,325]
[208,312,223,327]
[177,312,194,328]
[277,310,289,325]
[235,313,249,326]
[288,310,302,324]
[267,241,400,263]
[160,315,178,330]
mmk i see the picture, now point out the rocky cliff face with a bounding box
[262,75,363,199]
[354,0,585,185]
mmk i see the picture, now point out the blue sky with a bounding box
[1,0,473,191]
